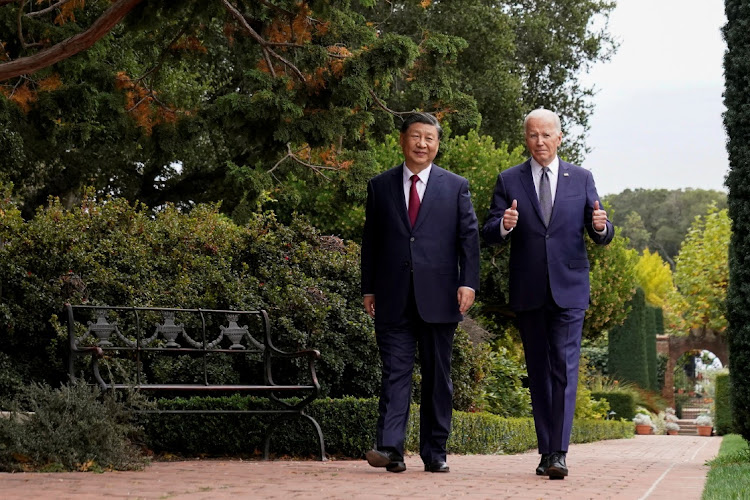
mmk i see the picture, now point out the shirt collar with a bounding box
[530,156,559,177]
[403,163,432,184]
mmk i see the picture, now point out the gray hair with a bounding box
[523,108,561,133]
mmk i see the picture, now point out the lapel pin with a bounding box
[563,172,569,177]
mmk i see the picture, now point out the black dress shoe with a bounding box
[424,461,450,473]
[546,452,568,480]
[536,453,551,475]
[365,449,406,473]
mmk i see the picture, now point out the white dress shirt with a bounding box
[500,156,606,237]
[530,157,559,204]
[403,163,431,208]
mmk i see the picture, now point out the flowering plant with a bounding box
[633,413,652,426]
[695,414,713,426]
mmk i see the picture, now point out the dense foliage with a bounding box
[0,0,615,223]
[0,185,490,408]
[603,188,727,265]
[724,0,750,444]
[672,207,729,333]
[352,0,617,163]
[608,288,652,390]
[714,371,733,436]
[0,382,146,472]
[143,395,630,457]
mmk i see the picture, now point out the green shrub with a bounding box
[0,383,147,472]
[477,342,531,417]
[140,395,633,458]
[591,390,636,421]
[714,371,733,436]
[0,352,24,407]
[1,190,489,412]
[608,288,650,389]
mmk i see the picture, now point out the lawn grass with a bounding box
[702,434,750,500]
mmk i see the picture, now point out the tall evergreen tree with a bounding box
[724,0,750,443]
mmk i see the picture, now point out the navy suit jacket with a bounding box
[361,164,480,328]
[482,159,614,311]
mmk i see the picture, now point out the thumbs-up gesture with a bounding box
[592,200,608,231]
[503,199,519,230]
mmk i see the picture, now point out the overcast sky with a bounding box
[580,0,728,196]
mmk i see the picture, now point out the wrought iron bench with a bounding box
[65,303,325,460]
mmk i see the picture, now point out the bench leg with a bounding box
[263,412,327,461]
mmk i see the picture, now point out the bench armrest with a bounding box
[72,345,105,358]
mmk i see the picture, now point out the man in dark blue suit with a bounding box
[483,108,613,480]
[361,112,480,474]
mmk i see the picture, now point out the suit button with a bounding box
[410,237,415,242]
[545,235,550,240]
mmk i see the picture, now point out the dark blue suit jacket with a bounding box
[361,164,480,328]
[483,159,614,311]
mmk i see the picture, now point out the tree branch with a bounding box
[268,144,339,181]
[369,89,413,119]
[0,0,144,82]
[26,0,75,18]
[221,0,306,82]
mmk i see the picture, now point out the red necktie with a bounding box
[408,174,420,227]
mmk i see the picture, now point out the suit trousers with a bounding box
[375,283,457,464]
[516,294,585,454]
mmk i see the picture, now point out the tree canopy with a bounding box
[672,206,729,333]
[604,188,727,265]
[1,0,616,220]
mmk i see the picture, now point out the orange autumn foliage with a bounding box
[115,71,180,135]
[52,0,86,26]
[316,145,353,171]
[0,82,36,113]
[171,36,208,54]
[0,73,63,113]
[267,3,313,45]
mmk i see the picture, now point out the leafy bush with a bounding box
[714,371,733,435]
[478,342,531,417]
[0,187,488,411]
[0,383,147,472]
[140,396,633,458]
[591,390,637,421]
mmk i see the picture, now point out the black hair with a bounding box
[400,112,443,139]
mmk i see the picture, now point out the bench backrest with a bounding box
[66,304,276,388]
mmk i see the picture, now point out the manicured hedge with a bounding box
[609,289,650,389]
[591,390,636,421]
[725,0,750,443]
[141,396,633,458]
[714,372,733,436]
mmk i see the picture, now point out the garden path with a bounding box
[0,434,721,499]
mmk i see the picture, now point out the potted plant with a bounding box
[633,413,653,435]
[665,422,680,435]
[695,414,713,436]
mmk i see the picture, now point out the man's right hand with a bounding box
[363,295,376,318]
[503,199,519,230]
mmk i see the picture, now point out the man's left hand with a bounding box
[593,200,608,232]
[457,286,475,315]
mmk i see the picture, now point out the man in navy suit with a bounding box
[361,112,480,473]
[482,109,613,480]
